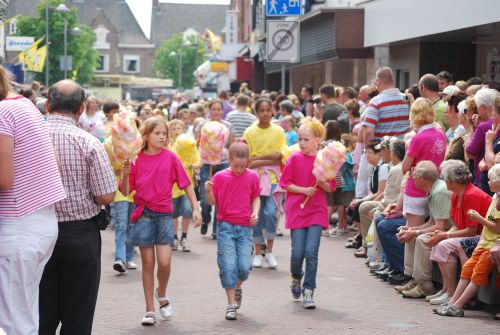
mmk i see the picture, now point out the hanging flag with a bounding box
[18,35,45,67]
[203,29,222,52]
[29,45,46,72]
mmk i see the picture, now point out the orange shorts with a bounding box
[461,247,494,286]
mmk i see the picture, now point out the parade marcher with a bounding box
[120,117,201,326]
[205,141,261,320]
[0,67,66,335]
[279,118,336,309]
[243,98,287,269]
[39,80,116,335]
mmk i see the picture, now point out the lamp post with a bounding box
[55,4,70,79]
[169,40,194,90]
[45,0,49,86]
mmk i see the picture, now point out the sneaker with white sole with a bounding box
[113,260,126,273]
[436,304,464,317]
[291,278,302,300]
[172,238,179,251]
[430,292,450,305]
[126,261,138,270]
[225,304,237,320]
[425,289,443,302]
[180,238,191,252]
[302,288,316,309]
[265,253,278,269]
[141,312,156,326]
[252,255,263,268]
[235,288,243,309]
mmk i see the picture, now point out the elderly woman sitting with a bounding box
[436,164,500,317]
[426,160,491,305]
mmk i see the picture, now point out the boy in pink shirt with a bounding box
[205,141,261,321]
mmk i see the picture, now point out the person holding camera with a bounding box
[39,80,116,335]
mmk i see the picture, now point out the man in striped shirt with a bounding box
[225,95,256,139]
[39,80,116,335]
[362,67,410,143]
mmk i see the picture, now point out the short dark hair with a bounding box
[366,140,382,154]
[319,84,335,98]
[407,84,421,99]
[325,120,341,141]
[48,80,86,114]
[420,74,439,92]
[103,101,119,114]
[303,84,314,96]
[436,71,453,82]
[467,77,482,86]
[390,139,406,161]
[236,95,249,107]
[341,86,358,100]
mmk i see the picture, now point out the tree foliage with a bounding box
[16,0,99,85]
[154,33,206,89]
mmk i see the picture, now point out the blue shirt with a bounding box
[285,130,298,146]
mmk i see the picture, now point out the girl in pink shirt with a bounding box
[121,118,201,326]
[205,141,261,320]
[279,118,336,309]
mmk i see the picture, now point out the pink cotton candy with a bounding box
[199,121,229,165]
[312,141,346,181]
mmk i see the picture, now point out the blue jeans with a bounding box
[252,184,277,244]
[127,208,174,247]
[290,225,323,290]
[200,163,229,235]
[217,221,253,288]
[376,215,406,272]
[111,201,135,263]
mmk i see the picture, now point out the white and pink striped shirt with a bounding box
[0,96,66,218]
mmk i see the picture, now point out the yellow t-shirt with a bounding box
[243,123,287,184]
[113,175,134,202]
[171,141,201,199]
[478,194,500,249]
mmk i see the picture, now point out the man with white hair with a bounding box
[466,88,499,193]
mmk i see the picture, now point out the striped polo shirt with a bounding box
[361,88,410,140]
[0,96,66,218]
[225,109,256,139]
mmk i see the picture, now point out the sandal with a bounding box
[141,311,156,326]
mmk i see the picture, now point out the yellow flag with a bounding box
[29,45,47,72]
[204,29,222,52]
[19,36,45,67]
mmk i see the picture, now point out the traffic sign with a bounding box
[266,0,302,17]
[266,20,300,63]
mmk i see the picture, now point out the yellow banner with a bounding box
[19,36,45,71]
[29,45,46,72]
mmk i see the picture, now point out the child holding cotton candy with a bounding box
[279,117,337,310]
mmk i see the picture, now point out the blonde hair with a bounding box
[465,96,477,114]
[168,119,186,144]
[139,117,168,151]
[0,66,13,100]
[299,117,325,140]
[410,98,435,128]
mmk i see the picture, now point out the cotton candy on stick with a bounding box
[300,141,346,209]
[105,110,143,193]
[199,121,229,177]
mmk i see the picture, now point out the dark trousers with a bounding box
[39,220,101,335]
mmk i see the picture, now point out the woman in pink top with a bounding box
[402,98,447,228]
[0,66,66,335]
[279,118,336,310]
[205,141,261,321]
[121,118,201,326]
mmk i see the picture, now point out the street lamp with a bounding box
[169,40,195,90]
[55,4,70,79]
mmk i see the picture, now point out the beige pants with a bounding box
[359,200,382,246]
[404,234,433,281]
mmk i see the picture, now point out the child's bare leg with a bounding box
[452,281,478,308]
[267,239,274,253]
[448,278,470,306]
[173,218,179,237]
[225,288,236,305]
[155,244,173,298]
[182,217,190,234]
[140,247,156,312]
[336,205,346,229]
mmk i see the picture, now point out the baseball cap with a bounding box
[440,85,461,98]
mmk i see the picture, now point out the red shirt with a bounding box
[451,183,491,231]
[212,168,261,226]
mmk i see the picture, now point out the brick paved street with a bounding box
[94,228,499,335]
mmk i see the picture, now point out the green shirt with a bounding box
[433,99,447,130]
[428,179,453,229]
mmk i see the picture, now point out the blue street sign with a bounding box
[266,0,302,17]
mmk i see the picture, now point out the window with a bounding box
[9,19,17,35]
[95,54,109,73]
[396,69,410,91]
[123,55,140,73]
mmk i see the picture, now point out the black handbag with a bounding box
[97,208,111,230]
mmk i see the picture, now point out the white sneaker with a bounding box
[141,312,156,326]
[425,289,443,302]
[252,255,263,268]
[126,261,138,269]
[265,253,278,269]
[302,288,316,309]
[113,260,126,273]
[430,292,450,305]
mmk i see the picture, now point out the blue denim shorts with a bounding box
[127,208,174,247]
[172,194,193,219]
[217,221,253,288]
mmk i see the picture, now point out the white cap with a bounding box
[440,85,461,97]
[457,100,467,115]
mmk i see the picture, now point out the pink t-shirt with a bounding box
[0,96,66,218]
[129,148,190,221]
[279,151,336,230]
[212,168,261,226]
[405,125,446,198]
